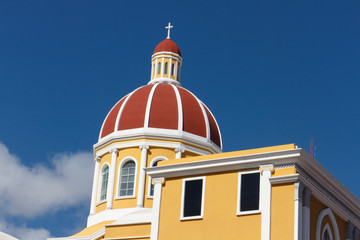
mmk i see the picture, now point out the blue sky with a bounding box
[0,0,359,239]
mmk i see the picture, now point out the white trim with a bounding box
[150,178,165,240]
[147,157,168,198]
[152,51,182,60]
[303,187,311,240]
[294,181,303,240]
[259,164,273,240]
[96,139,212,158]
[96,127,222,154]
[97,162,110,203]
[146,149,298,179]
[237,170,261,215]
[144,84,158,128]
[180,176,206,220]
[316,208,340,240]
[322,223,334,240]
[269,174,299,184]
[48,227,105,240]
[98,95,128,141]
[137,145,149,207]
[115,157,138,199]
[170,84,183,133]
[200,102,223,149]
[114,87,140,132]
[90,157,100,215]
[106,149,119,209]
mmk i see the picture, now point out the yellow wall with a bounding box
[158,171,261,240]
[104,223,151,239]
[270,183,294,239]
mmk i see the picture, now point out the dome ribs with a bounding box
[202,104,222,148]
[118,85,153,130]
[100,96,127,139]
[148,84,178,130]
[177,87,207,138]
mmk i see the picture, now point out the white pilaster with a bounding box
[346,221,355,240]
[137,145,149,208]
[259,164,274,240]
[89,156,101,215]
[303,187,311,240]
[294,181,303,240]
[175,147,185,159]
[106,149,119,209]
[150,177,165,240]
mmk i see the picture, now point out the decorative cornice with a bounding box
[175,147,185,153]
[269,174,299,184]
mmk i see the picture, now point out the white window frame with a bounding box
[147,156,168,199]
[115,157,138,199]
[180,176,206,221]
[237,170,261,215]
[97,162,110,204]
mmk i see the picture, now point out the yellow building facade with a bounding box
[50,25,360,240]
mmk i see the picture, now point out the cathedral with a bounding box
[50,24,360,240]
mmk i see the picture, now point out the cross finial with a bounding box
[165,22,173,39]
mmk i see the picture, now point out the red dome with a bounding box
[153,39,181,56]
[99,83,221,149]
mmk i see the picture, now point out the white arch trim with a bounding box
[322,223,334,240]
[316,208,340,240]
[147,156,169,198]
[115,156,138,199]
[97,162,110,204]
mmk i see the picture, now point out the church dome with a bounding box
[99,83,222,150]
[153,39,181,56]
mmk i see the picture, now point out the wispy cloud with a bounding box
[0,220,51,240]
[0,142,94,218]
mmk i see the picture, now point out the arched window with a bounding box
[171,63,175,76]
[119,161,136,196]
[149,160,161,196]
[164,62,168,74]
[152,64,155,76]
[323,230,330,240]
[157,62,161,75]
[100,166,109,201]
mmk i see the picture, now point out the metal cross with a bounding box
[165,22,173,39]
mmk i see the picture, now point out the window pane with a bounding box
[119,161,136,197]
[240,173,260,212]
[184,179,203,217]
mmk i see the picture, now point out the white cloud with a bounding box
[0,220,51,240]
[0,142,94,218]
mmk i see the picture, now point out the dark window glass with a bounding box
[171,63,175,76]
[119,161,136,196]
[323,230,330,240]
[157,62,161,74]
[164,62,168,74]
[184,179,203,217]
[240,173,260,211]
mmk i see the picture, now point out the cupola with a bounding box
[149,23,182,86]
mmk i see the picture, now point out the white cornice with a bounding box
[94,128,222,155]
[144,147,360,227]
[145,149,301,179]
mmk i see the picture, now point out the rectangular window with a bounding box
[181,177,205,220]
[238,172,260,215]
